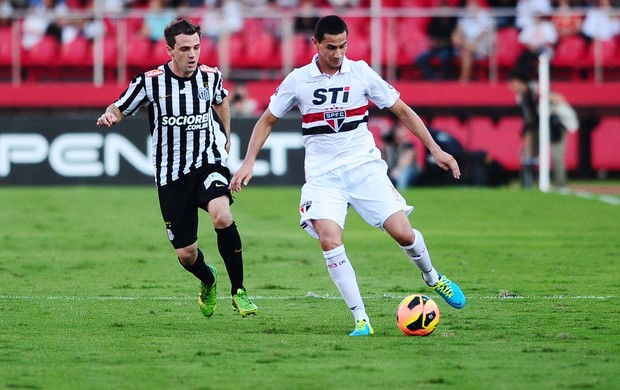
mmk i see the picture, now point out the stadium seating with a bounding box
[0,27,13,79]
[551,35,587,81]
[293,33,313,67]
[429,115,468,148]
[581,39,620,81]
[564,130,579,171]
[493,27,523,80]
[199,37,219,66]
[468,116,522,171]
[0,27,12,66]
[592,116,620,171]
[243,30,281,69]
[22,36,61,81]
[226,32,248,68]
[126,36,155,72]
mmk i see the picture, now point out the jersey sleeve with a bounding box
[362,61,400,109]
[268,71,299,118]
[213,69,228,104]
[114,74,150,117]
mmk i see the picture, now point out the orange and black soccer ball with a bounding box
[396,294,440,336]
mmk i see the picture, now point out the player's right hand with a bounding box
[96,112,117,127]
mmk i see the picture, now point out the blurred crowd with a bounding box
[0,0,619,83]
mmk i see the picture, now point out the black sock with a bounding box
[216,221,244,295]
[179,248,215,287]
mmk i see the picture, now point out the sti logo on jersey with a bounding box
[312,87,350,105]
[324,110,346,132]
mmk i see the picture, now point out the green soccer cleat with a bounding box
[349,319,374,336]
[232,288,258,317]
[429,272,466,309]
[198,265,217,317]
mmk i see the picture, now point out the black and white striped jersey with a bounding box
[114,63,229,187]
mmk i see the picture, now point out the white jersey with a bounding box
[268,55,400,181]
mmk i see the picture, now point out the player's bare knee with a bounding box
[318,236,342,251]
[176,246,198,266]
[211,213,233,229]
[392,229,415,247]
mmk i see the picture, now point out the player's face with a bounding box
[167,33,201,78]
[313,32,347,75]
[509,79,527,94]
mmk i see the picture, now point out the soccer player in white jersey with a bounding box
[231,15,466,336]
[97,18,258,318]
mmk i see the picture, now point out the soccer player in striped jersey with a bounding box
[97,18,257,318]
[231,15,466,336]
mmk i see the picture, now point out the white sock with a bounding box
[323,245,369,324]
[401,229,439,286]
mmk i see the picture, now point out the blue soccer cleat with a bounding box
[349,319,374,336]
[429,272,466,309]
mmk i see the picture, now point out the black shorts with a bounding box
[157,164,233,249]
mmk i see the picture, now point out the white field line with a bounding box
[559,189,620,206]
[0,293,614,302]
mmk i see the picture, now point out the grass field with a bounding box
[1,186,618,389]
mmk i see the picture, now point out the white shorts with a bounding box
[299,159,414,239]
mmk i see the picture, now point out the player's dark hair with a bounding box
[508,70,530,83]
[164,18,201,48]
[313,15,348,43]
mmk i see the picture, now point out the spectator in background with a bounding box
[294,0,319,35]
[509,71,575,189]
[515,0,552,30]
[509,71,539,188]
[0,0,14,27]
[581,0,620,42]
[514,11,558,78]
[230,83,259,117]
[382,123,422,189]
[415,0,458,80]
[259,0,283,39]
[141,0,177,43]
[552,0,583,38]
[22,0,77,49]
[452,0,494,83]
[488,0,517,30]
[201,0,243,40]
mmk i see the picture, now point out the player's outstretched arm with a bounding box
[96,105,124,127]
[389,99,460,179]
[230,109,279,192]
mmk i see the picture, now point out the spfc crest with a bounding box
[324,110,346,132]
[300,200,312,214]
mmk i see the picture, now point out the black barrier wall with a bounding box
[0,113,306,186]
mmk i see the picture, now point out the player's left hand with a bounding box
[432,149,461,180]
[230,162,254,192]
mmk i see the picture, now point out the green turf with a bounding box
[1,186,618,389]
